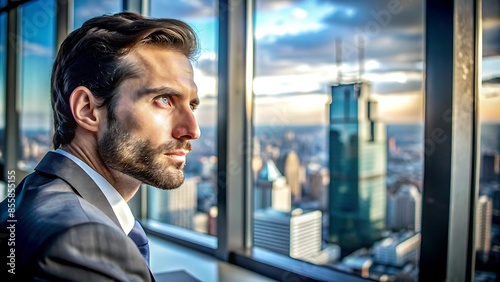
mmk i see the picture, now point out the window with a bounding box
[475,0,500,279]
[18,0,56,170]
[147,0,218,238]
[252,1,424,280]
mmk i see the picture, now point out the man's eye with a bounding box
[157,96,169,106]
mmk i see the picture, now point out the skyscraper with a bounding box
[476,195,492,262]
[328,82,387,255]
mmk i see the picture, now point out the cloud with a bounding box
[256,0,307,11]
[255,23,423,78]
[22,41,53,56]
[194,56,217,77]
[252,0,426,80]
[319,0,422,31]
[74,0,121,28]
[150,0,215,19]
[372,80,422,95]
[261,0,496,78]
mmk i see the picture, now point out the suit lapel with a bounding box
[34,151,121,229]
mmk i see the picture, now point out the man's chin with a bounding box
[143,172,186,190]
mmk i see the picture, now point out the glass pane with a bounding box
[73,0,122,30]
[0,13,6,161]
[475,0,500,280]
[18,0,56,170]
[253,1,424,280]
[147,1,218,236]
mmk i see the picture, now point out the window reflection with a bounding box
[18,0,56,170]
[253,0,424,280]
[147,0,218,236]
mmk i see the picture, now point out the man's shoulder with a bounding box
[8,171,113,226]
[31,222,150,281]
[0,171,122,269]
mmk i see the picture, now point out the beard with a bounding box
[97,114,191,190]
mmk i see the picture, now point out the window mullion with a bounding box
[216,0,252,260]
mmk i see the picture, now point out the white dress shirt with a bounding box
[55,149,135,235]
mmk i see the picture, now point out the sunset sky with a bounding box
[0,0,498,130]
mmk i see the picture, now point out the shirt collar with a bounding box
[55,149,135,235]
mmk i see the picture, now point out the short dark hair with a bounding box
[51,12,199,148]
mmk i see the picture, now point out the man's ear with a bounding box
[69,86,102,132]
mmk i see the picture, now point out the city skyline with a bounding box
[1,0,499,130]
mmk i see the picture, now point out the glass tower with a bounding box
[328,82,387,256]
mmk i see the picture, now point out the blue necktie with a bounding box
[128,220,150,266]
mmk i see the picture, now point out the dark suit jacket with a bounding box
[0,151,154,281]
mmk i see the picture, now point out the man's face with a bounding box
[97,45,200,190]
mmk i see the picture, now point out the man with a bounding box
[0,11,200,281]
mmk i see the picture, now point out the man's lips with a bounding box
[165,150,188,161]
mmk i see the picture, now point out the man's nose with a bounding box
[172,107,200,140]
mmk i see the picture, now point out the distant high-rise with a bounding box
[475,195,492,262]
[254,209,322,260]
[328,82,387,255]
[387,184,422,231]
[493,189,500,225]
[309,170,324,201]
[284,151,302,201]
[480,152,499,182]
[255,159,291,212]
[149,177,198,229]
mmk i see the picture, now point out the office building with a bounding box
[328,82,387,255]
[387,184,422,231]
[475,195,492,262]
[373,231,421,267]
[254,209,322,260]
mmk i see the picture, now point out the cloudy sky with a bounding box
[150,0,500,125]
[1,0,499,130]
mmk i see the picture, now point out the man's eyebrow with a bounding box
[136,86,181,97]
